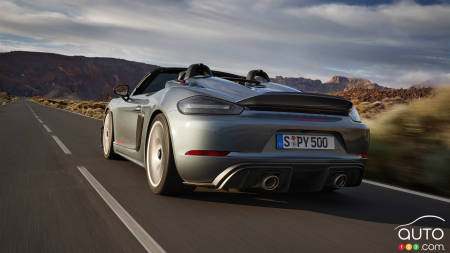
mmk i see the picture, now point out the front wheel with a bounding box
[102,111,118,159]
[145,114,185,195]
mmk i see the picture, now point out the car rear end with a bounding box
[167,91,369,193]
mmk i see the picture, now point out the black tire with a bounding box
[145,114,187,195]
[102,110,119,159]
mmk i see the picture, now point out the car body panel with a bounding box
[104,66,369,192]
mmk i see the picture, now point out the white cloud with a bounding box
[0,0,449,87]
[396,71,450,87]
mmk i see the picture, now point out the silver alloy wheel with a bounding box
[103,112,112,155]
[146,121,164,187]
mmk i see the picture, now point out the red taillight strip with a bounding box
[361,153,368,158]
[185,150,230,156]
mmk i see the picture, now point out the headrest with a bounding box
[246,69,270,82]
[184,63,213,80]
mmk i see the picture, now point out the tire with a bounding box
[145,114,186,195]
[102,110,118,159]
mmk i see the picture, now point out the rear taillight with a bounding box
[185,150,230,156]
[361,153,368,158]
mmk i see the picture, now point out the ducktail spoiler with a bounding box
[237,92,353,115]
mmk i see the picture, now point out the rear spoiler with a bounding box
[238,92,352,115]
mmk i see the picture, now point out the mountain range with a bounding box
[0,51,158,100]
[0,51,386,100]
[272,75,385,93]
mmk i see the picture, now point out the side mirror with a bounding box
[113,85,129,101]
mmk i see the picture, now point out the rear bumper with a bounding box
[167,110,369,184]
[218,161,365,192]
[183,159,366,193]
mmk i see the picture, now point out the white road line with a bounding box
[77,166,165,253]
[363,179,450,204]
[26,104,37,117]
[42,124,52,133]
[51,135,72,155]
[36,118,43,124]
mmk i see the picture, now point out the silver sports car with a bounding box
[102,63,369,195]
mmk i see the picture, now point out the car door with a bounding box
[113,94,146,150]
[114,69,181,151]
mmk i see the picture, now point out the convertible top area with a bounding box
[132,67,244,96]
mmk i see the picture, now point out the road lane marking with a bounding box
[77,166,165,253]
[36,117,43,124]
[42,124,52,133]
[51,135,72,155]
[25,103,37,116]
[363,179,450,204]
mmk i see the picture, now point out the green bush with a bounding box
[365,86,450,196]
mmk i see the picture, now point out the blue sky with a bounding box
[0,0,449,87]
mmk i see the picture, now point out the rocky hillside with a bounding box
[0,51,158,100]
[333,87,434,118]
[333,87,433,103]
[273,75,385,93]
[325,76,384,90]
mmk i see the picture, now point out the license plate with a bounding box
[276,134,335,150]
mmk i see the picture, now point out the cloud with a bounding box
[0,0,449,87]
[288,0,450,39]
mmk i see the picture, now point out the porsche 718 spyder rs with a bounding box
[101,63,369,195]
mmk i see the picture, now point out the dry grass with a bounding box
[0,93,18,105]
[365,86,450,196]
[29,96,107,119]
[353,97,406,119]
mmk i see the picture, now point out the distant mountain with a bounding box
[0,51,158,100]
[325,76,384,90]
[273,75,386,93]
[0,51,388,100]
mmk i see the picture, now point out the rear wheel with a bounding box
[102,111,118,159]
[145,114,185,195]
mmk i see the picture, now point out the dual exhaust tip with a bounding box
[260,173,347,191]
[332,173,348,188]
[261,175,280,191]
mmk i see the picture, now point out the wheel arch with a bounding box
[144,109,164,159]
[143,109,182,178]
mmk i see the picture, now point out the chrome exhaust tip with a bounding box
[262,175,280,191]
[332,174,348,188]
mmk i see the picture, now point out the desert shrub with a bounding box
[29,97,106,119]
[366,87,450,196]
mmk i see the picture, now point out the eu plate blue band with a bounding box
[276,134,283,149]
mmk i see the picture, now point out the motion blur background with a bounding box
[1,0,449,196]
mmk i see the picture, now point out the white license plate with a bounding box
[276,134,335,150]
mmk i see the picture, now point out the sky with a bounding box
[0,0,449,87]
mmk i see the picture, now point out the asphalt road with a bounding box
[1,99,449,253]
